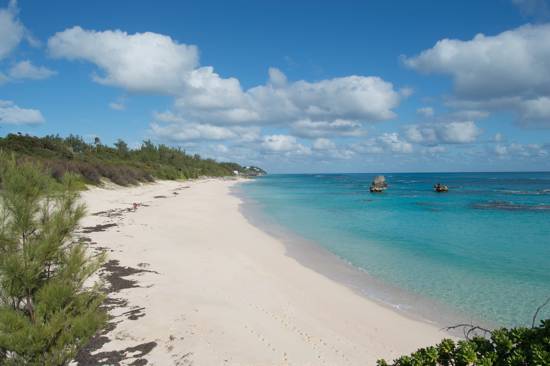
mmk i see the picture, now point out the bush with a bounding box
[377,320,550,366]
[75,162,101,185]
[0,154,106,365]
[0,134,255,187]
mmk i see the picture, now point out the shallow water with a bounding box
[240,172,550,327]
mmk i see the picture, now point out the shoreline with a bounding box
[233,181,489,334]
[76,178,451,365]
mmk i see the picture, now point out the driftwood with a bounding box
[444,323,492,340]
[532,296,550,328]
[442,295,550,340]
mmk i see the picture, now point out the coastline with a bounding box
[76,178,450,365]
[233,181,489,333]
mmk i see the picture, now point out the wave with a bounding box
[472,200,550,212]
[496,189,550,196]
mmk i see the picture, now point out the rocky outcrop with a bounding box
[370,176,388,193]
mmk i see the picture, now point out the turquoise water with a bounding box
[240,173,550,327]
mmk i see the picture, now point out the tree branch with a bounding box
[443,323,492,340]
[532,296,550,328]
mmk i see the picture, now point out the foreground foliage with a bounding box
[0,134,265,186]
[377,320,550,366]
[0,154,106,365]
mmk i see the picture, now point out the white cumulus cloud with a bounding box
[173,69,402,126]
[405,121,481,145]
[48,26,199,94]
[8,60,56,80]
[493,142,548,158]
[377,132,414,153]
[404,23,550,127]
[0,100,44,124]
[312,138,336,150]
[262,134,311,155]
[0,0,24,60]
[149,111,261,143]
[150,122,236,142]
[290,118,365,138]
[403,24,550,99]
[417,107,434,117]
[48,27,404,134]
[354,133,413,154]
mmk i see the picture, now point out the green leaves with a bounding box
[378,321,550,366]
[0,155,106,365]
[0,133,256,185]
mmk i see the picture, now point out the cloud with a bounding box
[48,26,199,94]
[0,0,24,60]
[404,24,550,99]
[149,111,260,143]
[0,100,44,124]
[173,69,402,126]
[437,121,481,143]
[354,133,413,154]
[0,1,39,60]
[404,24,550,127]
[109,101,125,111]
[8,60,56,80]
[423,145,446,154]
[48,26,418,165]
[48,27,403,130]
[399,87,414,97]
[0,3,55,83]
[261,134,311,155]
[290,118,365,138]
[377,132,414,153]
[312,138,336,150]
[268,67,287,87]
[405,121,481,145]
[493,142,548,158]
[310,138,355,159]
[518,96,550,123]
[150,122,237,142]
[280,75,400,122]
[494,144,509,156]
[417,107,434,117]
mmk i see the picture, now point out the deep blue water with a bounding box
[241,172,550,327]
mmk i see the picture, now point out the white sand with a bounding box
[79,179,448,365]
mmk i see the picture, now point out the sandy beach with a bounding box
[76,178,448,365]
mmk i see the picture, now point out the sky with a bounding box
[1,0,550,173]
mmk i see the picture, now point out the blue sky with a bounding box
[1,0,550,173]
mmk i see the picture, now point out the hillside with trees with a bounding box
[0,134,265,186]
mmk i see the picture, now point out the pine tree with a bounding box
[0,154,106,365]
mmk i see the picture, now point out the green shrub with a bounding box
[0,133,258,186]
[377,320,550,366]
[0,154,106,365]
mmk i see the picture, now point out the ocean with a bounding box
[239,172,550,328]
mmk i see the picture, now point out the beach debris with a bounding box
[80,223,118,233]
[369,175,388,193]
[74,257,160,365]
[434,183,449,192]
